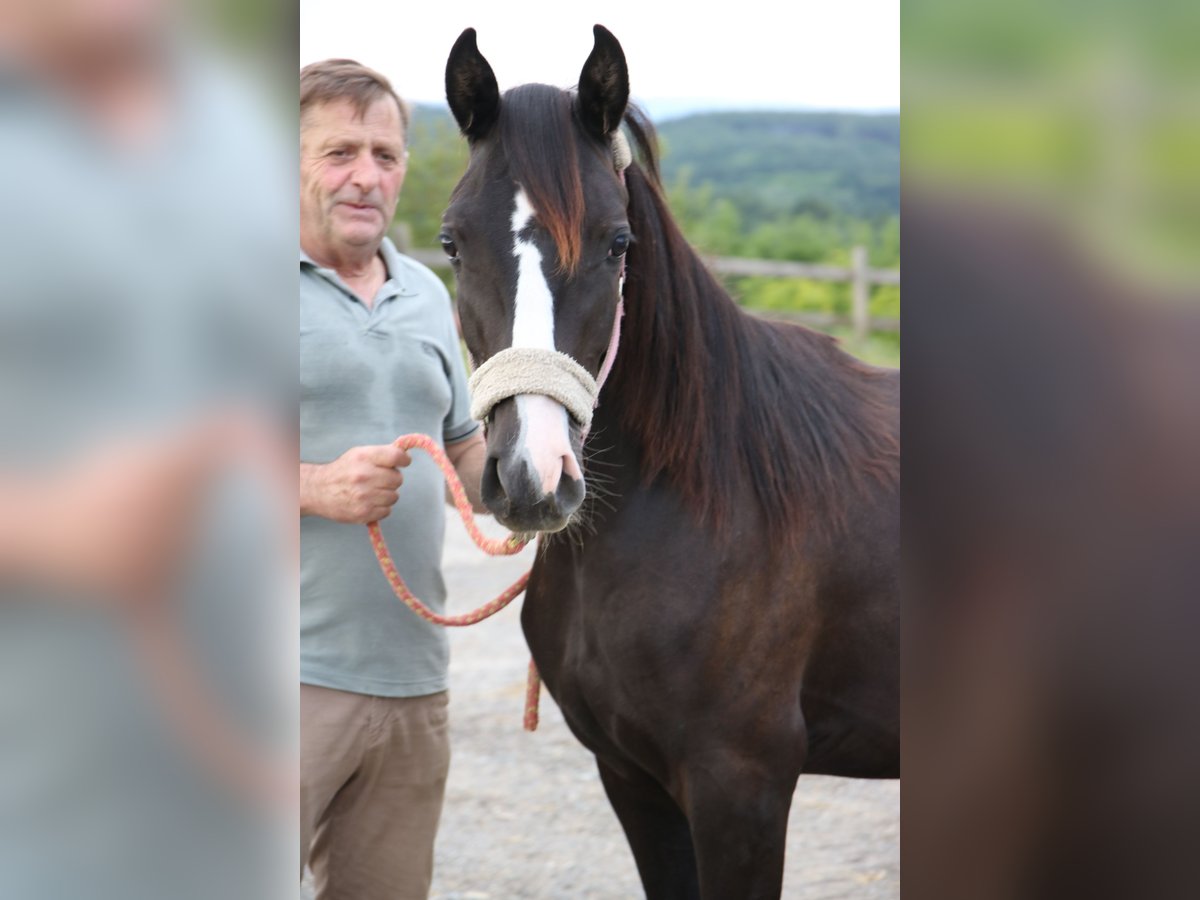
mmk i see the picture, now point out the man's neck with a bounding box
[302,234,384,274]
[304,240,387,308]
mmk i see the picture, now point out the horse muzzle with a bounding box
[481,395,585,532]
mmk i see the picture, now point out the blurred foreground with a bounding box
[904,2,1200,897]
[0,0,295,897]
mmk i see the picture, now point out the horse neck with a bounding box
[603,164,745,451]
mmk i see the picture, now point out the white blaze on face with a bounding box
[509,187,584,494]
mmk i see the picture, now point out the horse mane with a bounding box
[494,87,899,547]
[610,106,900,547]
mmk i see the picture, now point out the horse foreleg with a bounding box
[597,759,701,900]
[680,755,798,900]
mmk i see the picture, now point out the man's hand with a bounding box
[300,444,412,524]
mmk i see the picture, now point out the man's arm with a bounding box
[300,444,412,524]
[444,430,488,514]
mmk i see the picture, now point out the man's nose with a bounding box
[348,156,381,193]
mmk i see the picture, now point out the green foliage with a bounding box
[397,106,469,248]
[656,111,900,221]
[904,0,1200,280]
[668,163,900,356]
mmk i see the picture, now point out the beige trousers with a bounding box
[300,683,450,900]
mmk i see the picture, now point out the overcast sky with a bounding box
[299,0,899,118]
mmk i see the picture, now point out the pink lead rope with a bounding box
[366,434,541,729]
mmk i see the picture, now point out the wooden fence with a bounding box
[404,245,900,341]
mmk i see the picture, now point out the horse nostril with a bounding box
[540,454,565,496]
[481,454,504,500]
[562,452,583,484]
[494,453,538,505]
[555,466,586,517]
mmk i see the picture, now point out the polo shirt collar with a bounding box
[300,236,415,305]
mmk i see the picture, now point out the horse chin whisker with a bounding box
[558,510,595,548]
[581,453,620,471]
[579,468,613,492]
[580,434,621,475]
[581,479,618,510]
[552,479,619,549]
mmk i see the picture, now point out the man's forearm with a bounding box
[445,433,488,514]
[299,463,326,518]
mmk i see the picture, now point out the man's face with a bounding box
[300,97,407,259]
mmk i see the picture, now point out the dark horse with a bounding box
[442,26,899,899]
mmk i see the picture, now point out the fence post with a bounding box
[851,245,869,343]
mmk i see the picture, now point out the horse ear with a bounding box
[577,24,629,140]
[445,28,500,141]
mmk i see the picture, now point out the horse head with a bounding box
[442,25,631,533]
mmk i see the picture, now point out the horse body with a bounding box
[443,26,898,899]
[524,377,897,898]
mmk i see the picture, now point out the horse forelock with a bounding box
[496,84,590,275]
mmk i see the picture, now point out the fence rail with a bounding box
[405,245,900,339]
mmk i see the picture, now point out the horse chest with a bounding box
[522,550,726,777]
[548,642,676,785]
[524,561,657,706]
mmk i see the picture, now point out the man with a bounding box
[298,59,487,899]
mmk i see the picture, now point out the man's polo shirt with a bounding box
[300,237,478,697]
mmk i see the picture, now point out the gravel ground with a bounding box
[304,518,899,899]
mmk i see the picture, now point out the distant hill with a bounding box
[407,105,899,225]
[654,111,899,222]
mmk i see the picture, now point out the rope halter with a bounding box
[469,348,597,428]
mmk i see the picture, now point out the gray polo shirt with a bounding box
[301,237,478,697]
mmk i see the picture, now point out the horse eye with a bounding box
[609,234,631,258]
[439,233,459,259]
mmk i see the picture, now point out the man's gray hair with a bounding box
[300,59,410,140]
